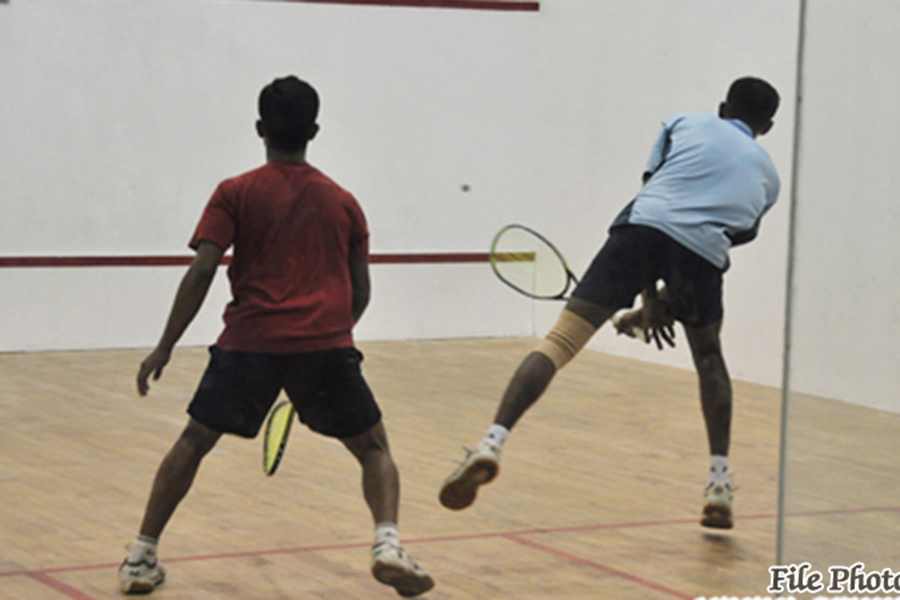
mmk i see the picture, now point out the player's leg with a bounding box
[493,298,617,430]
[658,231,733,528]
[684,320,731,457]
[341,422,399,527]
[286,348,433,597]
[120,347,281,594]
[439,229,657,512]
[439,299,613,511]
[684,320,734,529]
[140,418,222,539]
[119,418,221,594]
[341,422,433,597]
[669,239,733,528]
[490,226,656,437]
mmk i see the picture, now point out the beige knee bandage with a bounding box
[534,310,598,370]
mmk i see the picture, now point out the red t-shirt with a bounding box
[190,161,369,353]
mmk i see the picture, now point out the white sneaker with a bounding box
[370,542,435,597]
[119,557,166,594]
[439,441,501,510]
[701,481,733,529]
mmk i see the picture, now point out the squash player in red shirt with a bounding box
[118,76,434,598]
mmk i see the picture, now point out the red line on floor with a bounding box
[504,534,694,599]
[787,505,900,518]
[0,518,702,579]
[4,505,899,594]
[26,572,96,600]
[150,540,374,566]
[406,517,704,546]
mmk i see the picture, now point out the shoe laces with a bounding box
[122,542,159,567]
[704,480,739,495]
[372,540,399,554]
[453,445,475,466]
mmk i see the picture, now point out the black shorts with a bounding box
[188,346,382,439]
[572,224,725,328]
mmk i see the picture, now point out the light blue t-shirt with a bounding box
[618,112,780,269]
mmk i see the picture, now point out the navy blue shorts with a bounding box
[572,225,725,328]
[188,346,382,439]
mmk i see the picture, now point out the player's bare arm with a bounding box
[349,256,371,324]
[137,240,225,396]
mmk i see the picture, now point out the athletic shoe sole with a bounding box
[439,457,499,510]
[121,579,158,594]
[701,502,733,529]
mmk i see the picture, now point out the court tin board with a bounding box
[249,0,539,10]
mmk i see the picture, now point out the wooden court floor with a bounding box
[0,337,892,599]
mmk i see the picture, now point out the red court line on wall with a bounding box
[374,252,489,264]
[258,0,539,11]
[0,253,489,269]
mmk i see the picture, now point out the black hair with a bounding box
[726,77,779,131]
[258,76,319,152]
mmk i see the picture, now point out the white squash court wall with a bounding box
[1,1,798,389]
[786,0,900,413]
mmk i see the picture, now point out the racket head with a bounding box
[263,400,295,476]
[490,224,576,300]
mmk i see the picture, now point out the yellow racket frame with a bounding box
[263,400,295,476]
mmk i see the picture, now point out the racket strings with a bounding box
[491,226,573,299]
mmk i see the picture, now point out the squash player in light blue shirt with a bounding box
[623,109,779,270]
[440,78,780,531]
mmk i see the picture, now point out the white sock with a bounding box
[709,455,730,485]
[374,523,400,548]
[127,535,158,564]
[483,424,509,448]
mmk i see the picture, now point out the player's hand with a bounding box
[642,296,676,350]
[648,322,676,350]
[137,347,171,396]
[614,301,676,350]
[613,308,645,339]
